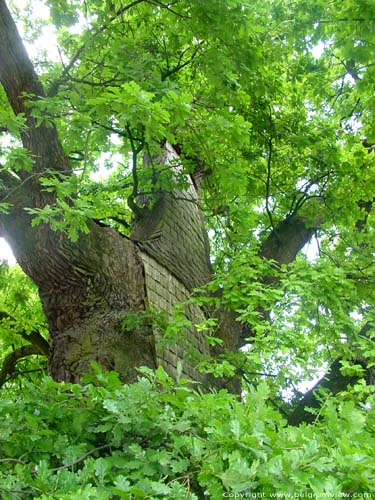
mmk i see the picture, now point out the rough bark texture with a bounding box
[131,143,217,383]
[0,0,70,182]
[259,214,315,266]
[131,142,212,291]
[1,205,158,381]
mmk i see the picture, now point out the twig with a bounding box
[147,0,190,19]
[50,444,112,472]
[0,458,26,465]
[48,0,147,97]
[161,41,204,80]
[126,125,145,217]
[80,129,92,182]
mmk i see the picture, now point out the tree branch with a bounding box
[0,344,44,386]
[0,0,70,179]
[265,138,277,233]
[237,211,321,347]
[49,444,112,472]
[147,0,189,19]
[48,0,146,97]
[259,213,317,267]
[126,125,145,218]
[287,359,357,425]
[287,323,375,425]
[161,41,204,80]
[0,167,20,195]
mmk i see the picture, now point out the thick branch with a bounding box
[265,138,276,232]
[0,0,44,114]
[287,324,374,425]
[126,125,145,218]
[0,0,70,178]
[286,198,375,423]
[0,344,44,386]
[259,213,316,266]
[237,213,318,346]
[287,359,357,425]
[356,199,373,232]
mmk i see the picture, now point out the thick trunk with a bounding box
[1,209,157,382]
[44,228,157,382]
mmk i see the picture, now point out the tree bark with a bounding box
[0,0,157,382]
[1,194,158,382]
[0,0,70,182]
[259,213,316,267]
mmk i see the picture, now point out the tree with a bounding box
[0,0,374,426]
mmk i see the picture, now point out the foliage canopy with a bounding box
[0,0,375,496]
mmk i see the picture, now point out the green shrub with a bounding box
[0,367,374,499]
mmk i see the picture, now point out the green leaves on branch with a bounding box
[24,173,130,241]
[86,82,192,145]
[3,147,34,172]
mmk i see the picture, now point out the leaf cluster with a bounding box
[0,368,374,499]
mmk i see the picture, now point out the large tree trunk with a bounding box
[1,206,157,381]
[43,228,156,383]
[0,0,217,384]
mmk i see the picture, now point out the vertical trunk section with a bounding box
[131,143,240,390]
[44,226,157,382]
[2,211,157,382]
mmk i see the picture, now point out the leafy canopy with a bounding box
[1,0,375,496]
